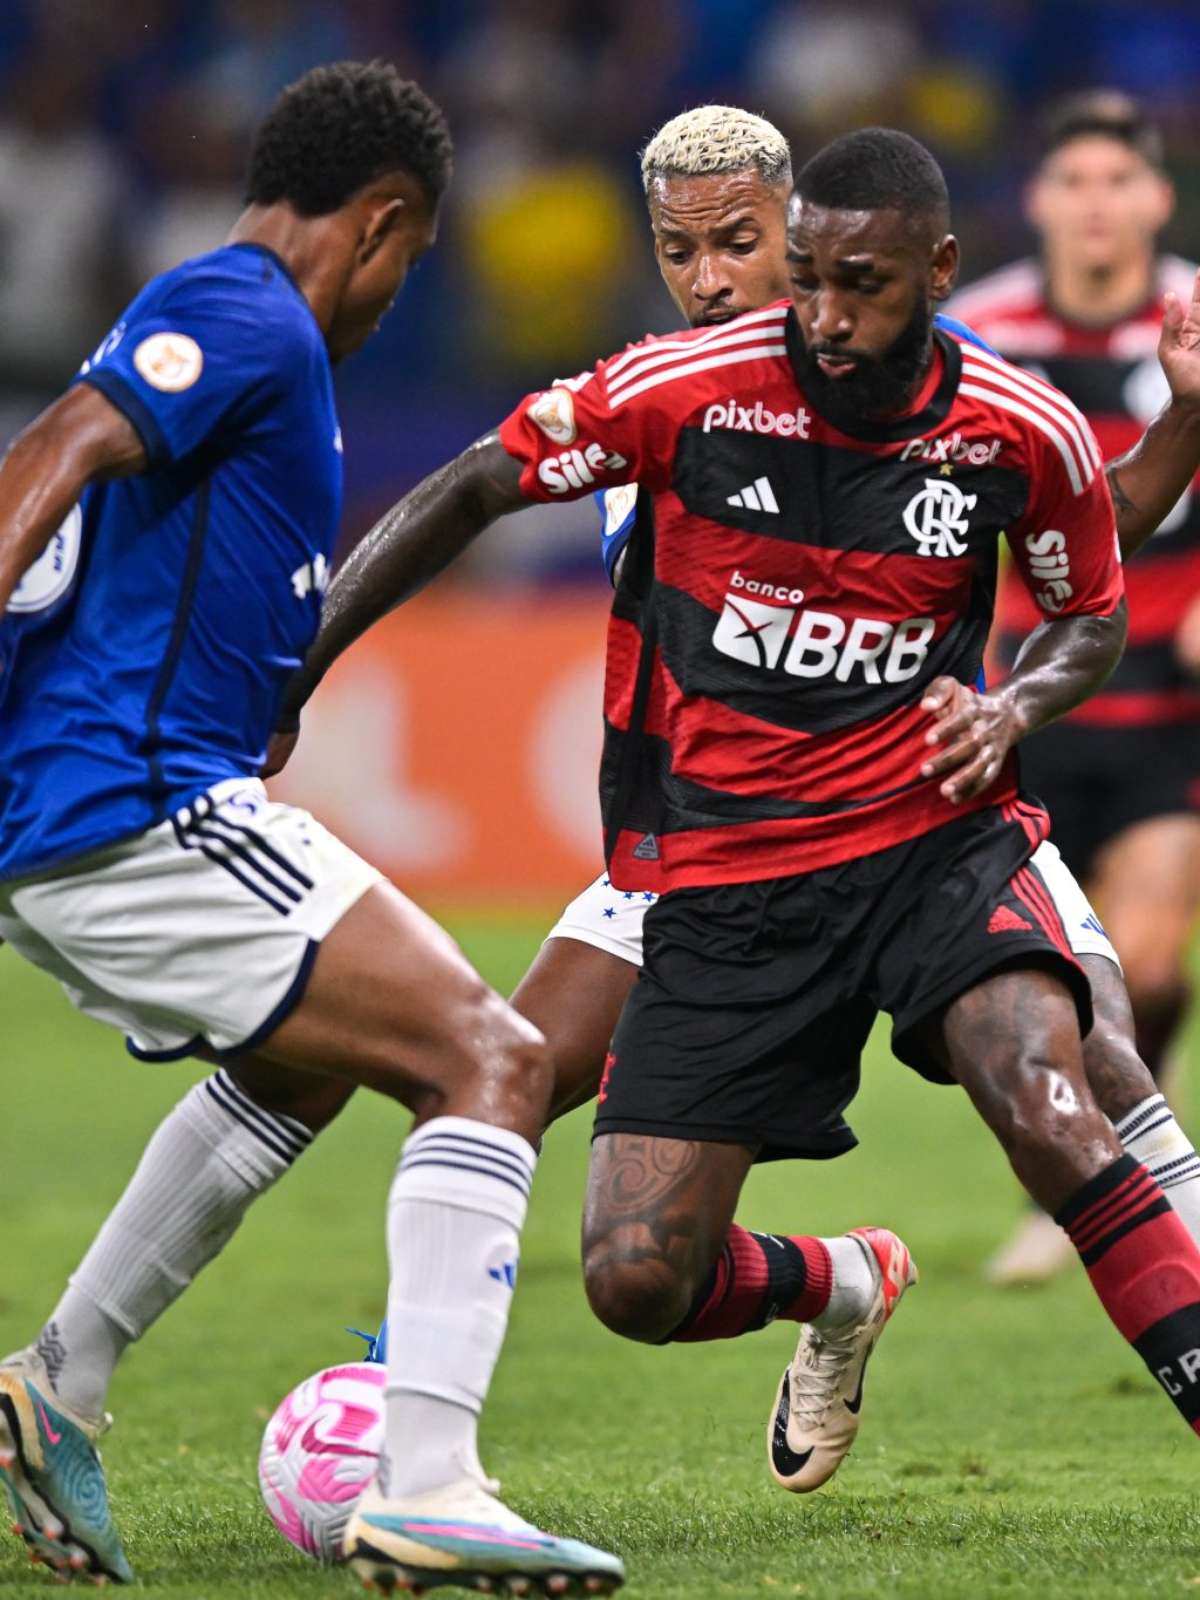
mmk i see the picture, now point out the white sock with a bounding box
[381,1115,536,1500]
[1116,1094,1200,1246]
[811,1235,878,1330]
[36,1069,311,1418]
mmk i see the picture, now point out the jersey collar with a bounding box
[785,308,962,442]
[227,241,304,298]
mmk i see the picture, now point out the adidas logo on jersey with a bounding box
[987,905,1033,935]
[727,477,779,514]
[713,585,935,683]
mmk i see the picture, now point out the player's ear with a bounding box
[1023,176,1045,231]
[358,198,407,265]
[1151,172,1176,231]
[929,234,959,303]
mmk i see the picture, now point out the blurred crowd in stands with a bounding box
[3,0,1199,580]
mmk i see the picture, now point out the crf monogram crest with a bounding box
[902,478,977,558]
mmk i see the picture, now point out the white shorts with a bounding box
[546,838,1120,972]
[0,779,381,1060]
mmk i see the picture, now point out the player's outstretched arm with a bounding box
[1107,266,1200,558]
[0,387,145,615]
[275,431,526,733]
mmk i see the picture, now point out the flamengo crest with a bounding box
[902,478,976,558]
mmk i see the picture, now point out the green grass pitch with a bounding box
[2,920,1199,1598]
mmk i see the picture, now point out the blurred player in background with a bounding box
[281,127,1200,1483]
[0,61,622,1596]
[952,92,1200,1284]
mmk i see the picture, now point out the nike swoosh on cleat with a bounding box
[770,1372,814,1477]
[35,1404,62,1447]
[845,1342,876,1416]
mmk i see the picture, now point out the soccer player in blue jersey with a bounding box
[0,61,622,1596]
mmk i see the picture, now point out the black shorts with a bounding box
[1019,720,1200,882]
[595,802,1093,1163]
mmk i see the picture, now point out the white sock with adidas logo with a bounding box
[380,1117,536,1501]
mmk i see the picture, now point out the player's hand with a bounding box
[1159,268,1200,412]
[261,727,299,778]
[919,677,1018,804]
[1175,592,1200,677]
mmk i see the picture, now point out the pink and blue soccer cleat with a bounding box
[0,1347,133,1584]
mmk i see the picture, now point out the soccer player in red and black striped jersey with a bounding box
[285,130,1200,1475]
[951,92,1200,1284]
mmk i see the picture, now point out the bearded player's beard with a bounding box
[800,296,936,431]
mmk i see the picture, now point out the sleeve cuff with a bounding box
[74,369,170,470]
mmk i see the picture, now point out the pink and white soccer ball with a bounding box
[258,1361,386,1564]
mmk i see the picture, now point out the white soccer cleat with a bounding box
[983,1209,1074,1287]
[768,1227,917,1493]
[343,1475,625,1595]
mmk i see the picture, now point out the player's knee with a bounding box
[450,986,554,1113]
[583,1246,689,1344]
[985,1044,1095,1162]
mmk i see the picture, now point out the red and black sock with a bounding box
[669,1225,831,1342]
[1056,1153,1200,1433]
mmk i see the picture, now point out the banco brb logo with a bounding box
[713,575,934,684]
[902,478,976,558]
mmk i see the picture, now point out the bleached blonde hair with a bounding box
[640,105,792,194]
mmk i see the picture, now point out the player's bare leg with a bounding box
[512,938,638,1121]
[4,884,623,1594]
[926,965,1200,1437]
[255,885,622,1595]
[581,1135,916,1492]
[226,1053,356,1130]
[988,924,1200,1287]
[30,933,632,1446]
[1082,952,1200,1252]
[1089,814,1200,1085]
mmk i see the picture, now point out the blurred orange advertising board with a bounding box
[271,589,609,906]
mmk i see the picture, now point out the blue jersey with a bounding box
[596,311,1000,583]
[0,243,342,880]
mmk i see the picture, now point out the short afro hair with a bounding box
[246,60,452,217]
[795,128,950,235]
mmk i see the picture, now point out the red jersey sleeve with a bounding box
[498,343,679,503]
[1005,401,1124,620]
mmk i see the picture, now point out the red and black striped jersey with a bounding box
[499,301,1123,891]
[951,255,1200,727]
